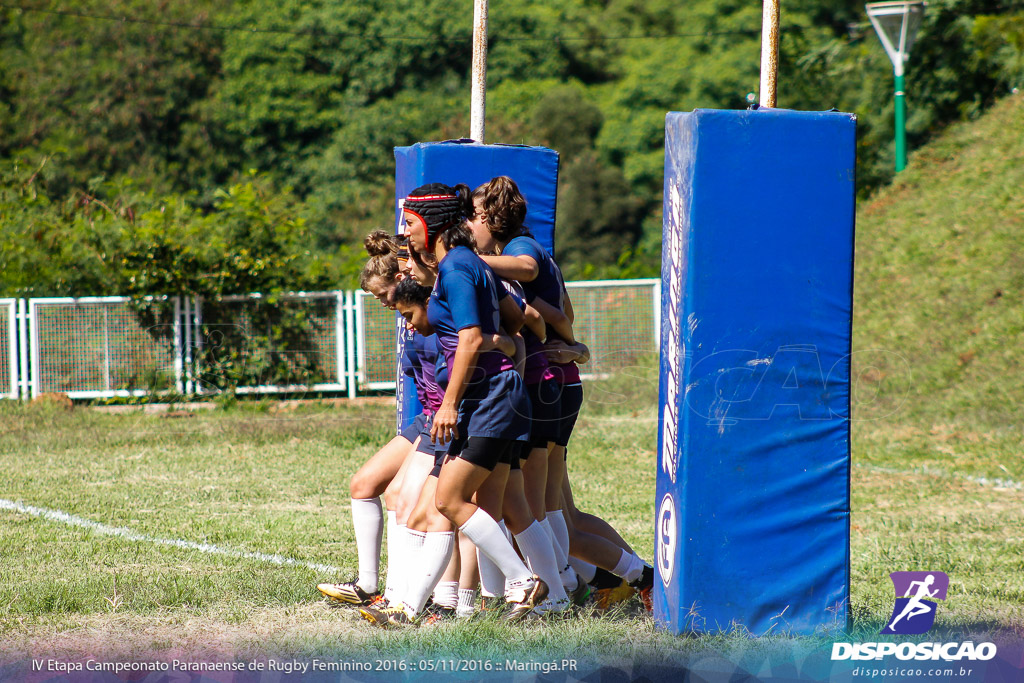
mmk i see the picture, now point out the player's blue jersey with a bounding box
[503,235,565,317]
[428,245,514,383]
[503,234,579,383]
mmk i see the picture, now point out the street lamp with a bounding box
[866,1,926,172]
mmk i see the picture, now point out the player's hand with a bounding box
[544,340,590,365]
[430,403,459,444]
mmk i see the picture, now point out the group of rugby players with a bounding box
[317,177,653,626]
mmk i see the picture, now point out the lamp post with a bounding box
[866,1,926,172]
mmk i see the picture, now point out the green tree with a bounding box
[0,1,225,196]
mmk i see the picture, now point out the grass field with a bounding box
[1,366,1021,668]
[2,95,1023,672]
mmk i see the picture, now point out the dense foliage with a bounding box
[0,0,1021,293]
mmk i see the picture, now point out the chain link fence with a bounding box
[3,279,658,400]
[28,297,179,398]
[0,299,16,399]
[565,279,660,378]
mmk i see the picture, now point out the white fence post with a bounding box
[173,296,184,394]
[192,296,202,395]
[18,299,28,399]
[345,290,357,399]
[102,306,112,392]
[28,300,39,399]
[184,297,193,395]
[335,291,346,394]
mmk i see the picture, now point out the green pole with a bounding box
[894,71,907,172]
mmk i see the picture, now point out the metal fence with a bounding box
[28,297,180,399]
[566,279,660,378]
[198,292,359,396]
[2,278,658,400]
[0,299,16,399]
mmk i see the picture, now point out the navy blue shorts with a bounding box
[401,412,429,443]
[420,414,451,459]
[415,426,435,456]
[451,370,530,448]
[445,436,520,472]
[553,382,584,447]
[525,378,561,448]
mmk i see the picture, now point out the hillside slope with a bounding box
[853,93,1024,431]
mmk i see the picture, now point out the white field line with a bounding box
[855,463,1024,491]
[0,498,340,574]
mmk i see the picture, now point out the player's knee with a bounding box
[433,491,462,521]
[349,468,376,499]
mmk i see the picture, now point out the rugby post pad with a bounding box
[655,109,856,635]
[393,141,559,431]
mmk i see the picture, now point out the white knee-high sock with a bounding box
[351,497,383,593]
[546,510,570,567]
[477,540,506,599]
[612,549,645,584]
[383,512,401,603]
[514,521,569,606]
[401,531,454,618]
[541,517,576,590]
[459,509,532,584]
[396,528,426,604]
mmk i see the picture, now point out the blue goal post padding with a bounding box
[392,141,560,431]
[655,109,856,636]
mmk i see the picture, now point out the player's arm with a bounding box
[498,294,525,335]
[480,254,540,283]
[522,302,547,343]
[481,331,516,357]
[563,286,576,324]
[431,326,482,443]
[529,295,574,344]
[512,333,527,378]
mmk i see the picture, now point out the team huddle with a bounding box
[317,177,653,626]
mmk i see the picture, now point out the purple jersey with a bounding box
[428,246,515,383]
[417,333,444,413]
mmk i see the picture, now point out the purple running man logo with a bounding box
[881,571,949,635]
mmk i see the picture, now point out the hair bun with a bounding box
[364,230,398,257]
